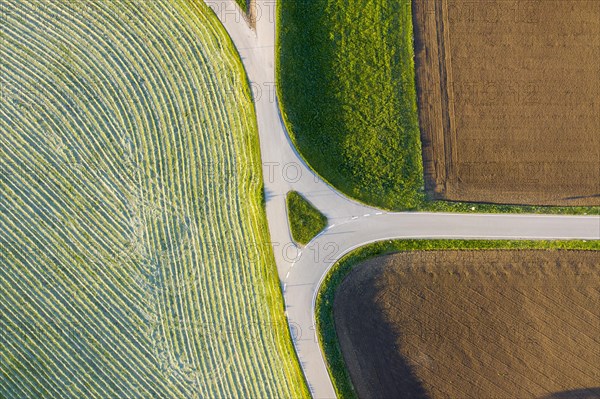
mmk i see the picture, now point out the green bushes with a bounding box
[286,191,328,245]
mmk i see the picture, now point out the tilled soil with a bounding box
[413,0,600,206]
[334,250,600,398]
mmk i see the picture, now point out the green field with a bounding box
[278,0,423,210]
[0,1,308,398]
[316,240,600,399]
[277,0,598,215]
[286,191,328,245]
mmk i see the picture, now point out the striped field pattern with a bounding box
[0,0,308,397]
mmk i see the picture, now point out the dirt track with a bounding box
[334,250,600,399]
[413,0,600,206]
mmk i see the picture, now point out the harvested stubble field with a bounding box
[0,1,307,398]
[414,0,600,206]
[334,250,600,399]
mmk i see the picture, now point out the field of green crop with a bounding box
[0,1,308,398]
[278,0,424,210]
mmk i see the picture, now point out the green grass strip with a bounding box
[286,191,328,245]
[235,0,247,13]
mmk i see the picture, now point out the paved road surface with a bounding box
[205,1,600,397]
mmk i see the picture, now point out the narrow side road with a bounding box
[205,1,600,397]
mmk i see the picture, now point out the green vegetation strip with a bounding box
[316,239,600,399]
[235,0,247,13]
[277,0,598,215]
[286,191,328,245]
[0,1,307,398]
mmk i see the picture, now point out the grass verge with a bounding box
[316,239,600,399]
[235,0,247,13]
[276,0,599,215]
[286,191,328,245]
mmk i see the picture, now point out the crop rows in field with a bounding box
[413,0,600,206]
[334,250,600,398]
[0,1,307,397]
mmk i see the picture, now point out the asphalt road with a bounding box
[205,1,600,397]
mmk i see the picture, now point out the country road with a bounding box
[205,1,600,398]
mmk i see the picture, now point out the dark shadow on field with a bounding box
[263,187,275,203]
[562,193,600,201]
[541,388,600,399]
[334,261,430,399]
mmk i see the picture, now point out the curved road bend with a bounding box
[205,1,600,397]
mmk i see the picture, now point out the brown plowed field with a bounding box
[413,0,600,206]
[334,250,600,398]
